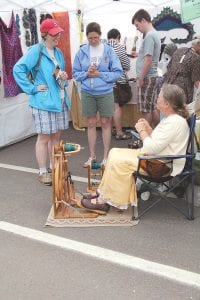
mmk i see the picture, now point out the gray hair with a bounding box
[161,84,189,119]
[164,43,177,57]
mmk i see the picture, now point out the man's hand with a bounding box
[137,77,144,88]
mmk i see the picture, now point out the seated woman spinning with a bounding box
[81,84,190,212]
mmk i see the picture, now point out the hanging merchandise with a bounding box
[22,8,31,47]
[0,12,23,97]
[28,8,38,45]
[15,14,21,36]
[40,13,53,24]
[77,9,84,44]
[53,12,72,80]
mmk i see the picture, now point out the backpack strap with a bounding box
[31,43,43,82]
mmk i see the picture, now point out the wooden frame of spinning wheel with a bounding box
[86,165,105,193]
[52,141,100,219]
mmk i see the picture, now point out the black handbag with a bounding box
[114,82,132,107]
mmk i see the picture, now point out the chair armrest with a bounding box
[137,154,195,161]
[136,154,195,178]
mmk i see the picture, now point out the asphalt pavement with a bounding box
[0,124,200,300]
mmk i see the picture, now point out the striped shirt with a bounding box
[108,39,130,85]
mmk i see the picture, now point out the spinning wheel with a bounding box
[86,162,105,193]
[52,141,102,218]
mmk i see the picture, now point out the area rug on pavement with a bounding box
[45,206,139,228]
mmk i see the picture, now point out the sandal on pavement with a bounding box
[81,198,110,212]
[38,172,52,186]
[115,132,132,140]
[112,128,117,136]
[83,157,96,168]
[128,140,143,149]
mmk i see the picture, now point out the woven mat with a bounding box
[45,206,139,228]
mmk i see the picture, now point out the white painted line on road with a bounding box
[0,163,87,183]
[0,163,38,174]
[0,221,200,289]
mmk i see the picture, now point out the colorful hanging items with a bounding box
[52,12,72,80]
[28,8,38,45]
[0,12,23,97]
[22,8,31,47]
[40,13,53,24]
[77,9,84,45]
[15,13,21,36]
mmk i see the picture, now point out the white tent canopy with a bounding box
[1,0,181,37]
[1,0,181,12]
[0,0,199,147]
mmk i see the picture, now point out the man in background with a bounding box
[132,9,161,127]
[164,35,200,103]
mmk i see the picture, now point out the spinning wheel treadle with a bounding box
[52,141,103,219]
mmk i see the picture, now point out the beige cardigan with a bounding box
[142,114,190,176]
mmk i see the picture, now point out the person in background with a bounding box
[107,28,131,140]
[157,43,178,97]
[81,84,189,212]
[132,9,161,128]
[162,43,177,73]
[13,18,70,185]
[73,22,123,167]
[164,35,200,103]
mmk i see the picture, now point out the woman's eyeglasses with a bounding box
[48,33,62,38]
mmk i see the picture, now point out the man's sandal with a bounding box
[115,132,132,140]
[128,140,143,149]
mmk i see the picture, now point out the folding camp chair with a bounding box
[133,113,196,220]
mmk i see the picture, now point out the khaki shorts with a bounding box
[137,77,159,112]
[81,91,114,117]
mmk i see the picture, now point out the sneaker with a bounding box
[83,157,96,168]
[38,172,52,186]
[101,159,107,167]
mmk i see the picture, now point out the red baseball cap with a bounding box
[40,18,64,35]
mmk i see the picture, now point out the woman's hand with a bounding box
[87,64,100,77]
[59,71,68,80]
[135,121,145,133]
[37,84,48,91]
[135,119,153,135]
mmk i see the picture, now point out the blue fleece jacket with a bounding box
[72,43,123,95]
[13,42,70,112]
